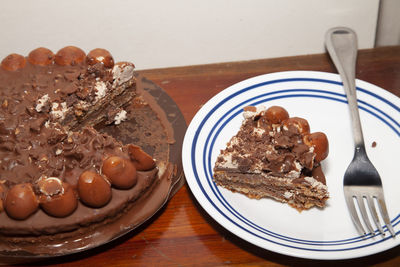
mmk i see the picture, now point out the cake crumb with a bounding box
[114,110,128,125]
[50,102,68,120]
[35,94,50,112]
[94,81,108,101]
[372,141,377,148]
[284,191,293,199]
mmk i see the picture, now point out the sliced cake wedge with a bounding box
[213,105,329,211]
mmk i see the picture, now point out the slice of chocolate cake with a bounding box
[213,105,329,211]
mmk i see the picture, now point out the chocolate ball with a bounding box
[303,132,329,162]
[78,171,112,208]
[312,165,326,184]
[264,106,289,124]
[87,48,114,68]
[37,177,78,217]
[102,156,137,189]
[55,46,86,66]
[28,47,55,66]
[1,53,26,71]
[4,183,39,220]
[127,144,156,171]
[283,117,310,134]
[37,176,63,196]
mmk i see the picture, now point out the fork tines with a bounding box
[344,186,396,237]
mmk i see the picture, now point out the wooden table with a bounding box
[39,46,400,266]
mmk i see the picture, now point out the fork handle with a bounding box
[325,27,364,147]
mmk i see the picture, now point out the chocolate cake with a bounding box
[0,47,170,241]
[213,105,329,210]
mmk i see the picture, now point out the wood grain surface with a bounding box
[32,46,400,267]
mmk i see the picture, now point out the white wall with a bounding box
[376,0,400,46]
[0,0,380,70]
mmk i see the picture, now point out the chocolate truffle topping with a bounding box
[54,46,86,66]
[87,48,114,68]
[102,156,138,189]
[4,183,39,220]
[28,47,55,66]
[1,53,26,71]
[38,178,78,217]
[78,171,112,208]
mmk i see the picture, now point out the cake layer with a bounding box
[214,169,329,210]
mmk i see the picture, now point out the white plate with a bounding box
[182,71,400,260]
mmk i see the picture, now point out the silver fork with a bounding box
[325,27,396,237]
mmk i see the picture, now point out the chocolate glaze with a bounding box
[136,76,176,145]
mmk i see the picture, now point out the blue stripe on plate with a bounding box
[190,77,400,251]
